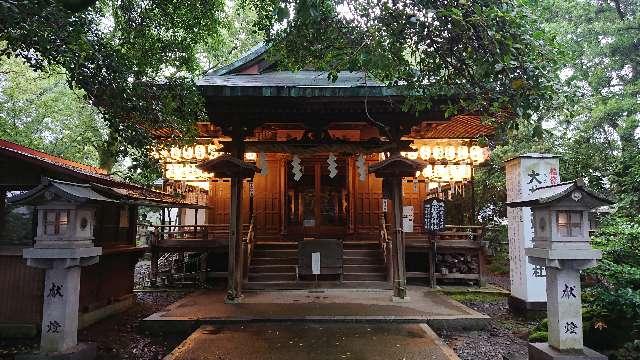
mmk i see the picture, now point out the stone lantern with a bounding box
[507,179,612,360]
[11,179,106,359]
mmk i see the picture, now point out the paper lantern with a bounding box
[422,165,433,178]
[182,146,194,160]
[419,145,431,160]
[457,146,469,160]
[194,145,206,160]
[445,146,456,161]
[470,146,484,163]
[170,147,182,160]
[432,146,444,160]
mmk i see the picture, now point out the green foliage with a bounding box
[528,331,548,343]
[612,340,640,360]
[0,53,107,166]
[446,292,507,303]
[0,0,261,176]
[582,214,640,351]
[244,0,560,123]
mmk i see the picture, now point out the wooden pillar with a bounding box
[389,176,407,299]
[226,133,246,302]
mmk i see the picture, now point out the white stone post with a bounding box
[505,154,560,312]
[22,247,101,358]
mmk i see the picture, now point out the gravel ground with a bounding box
[439,275,537,360]
[0,291,190,360]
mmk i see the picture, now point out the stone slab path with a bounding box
[144,287,488,332]
[164,323,460,360]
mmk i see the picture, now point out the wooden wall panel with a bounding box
[207,180,230,225]
[251,156,282,237]
[0,253,44,325]
[402,179,429,233]
[354,157,383,238]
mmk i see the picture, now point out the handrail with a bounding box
[243,215,256,283]
[378,213,393,282]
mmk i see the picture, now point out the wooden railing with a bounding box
[144,223,251,247]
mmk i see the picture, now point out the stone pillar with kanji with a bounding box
[507,178,612,360]
[505,153,561,313]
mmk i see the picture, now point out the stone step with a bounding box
[342,241,379,250]
[343,264,386,273]
[343,256,384,265]
[244,281,392,290]
[342,249,380,257]
[252,249,297,258]
[250,257,298,266]
[342,272,387,282]
[248,273,298,282]
[250,265,297,274]
[254,242,298,250]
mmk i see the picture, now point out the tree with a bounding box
[0,0,260,176]
[0,53,107,166]
[244,0,560,125]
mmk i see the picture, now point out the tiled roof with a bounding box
[0,139,203,208]
[0,139,110,179]
[412,115,495,139]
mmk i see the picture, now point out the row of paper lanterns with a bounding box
[152,145,260,163]
[398,145,487,163]
[416,164,473,182]
[164,163,213,181]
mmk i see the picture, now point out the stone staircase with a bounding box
[246,241,388,289]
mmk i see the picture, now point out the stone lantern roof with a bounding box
[506,178,613,209]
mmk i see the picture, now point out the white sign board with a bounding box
[311,252,320,275]
[506,154,560,306]
[402,206,414,233]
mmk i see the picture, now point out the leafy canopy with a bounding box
[245,0,560,123]
[0,0,260,176]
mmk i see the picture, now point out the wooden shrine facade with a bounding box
[156,44,496,299]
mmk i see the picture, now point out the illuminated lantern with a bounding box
[457,145,469,160]
[422,165,433,178]
[419,145,431,160]
[182,146,194,160]
[379,153,386,161]
[194,145,206,160]
[170,147,182,160]
[207,144,218,158]
[415,171,421,178]
[407,152,418,160]
[434,164,447,181]
[470,146,484,163]
[445,145,456,161]
[432,146,444,160]
[464,165,472,179]
[245,152,257,161]
[160,149,170,159]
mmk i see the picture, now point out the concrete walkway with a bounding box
[164,323,460,360]
[143,286,489,333]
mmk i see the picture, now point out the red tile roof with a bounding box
[0,139,109,177]
[0,139,204,208]
[412,115,495,139]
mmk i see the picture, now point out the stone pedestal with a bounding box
[527,255,607,360]
[528,343,607,360]
[23,247,101,359]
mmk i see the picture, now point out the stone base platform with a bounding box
[142,286,489,334]
[15,342,96,360]
[529,343,607,360]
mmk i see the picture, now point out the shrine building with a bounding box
[149,44,496,300]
